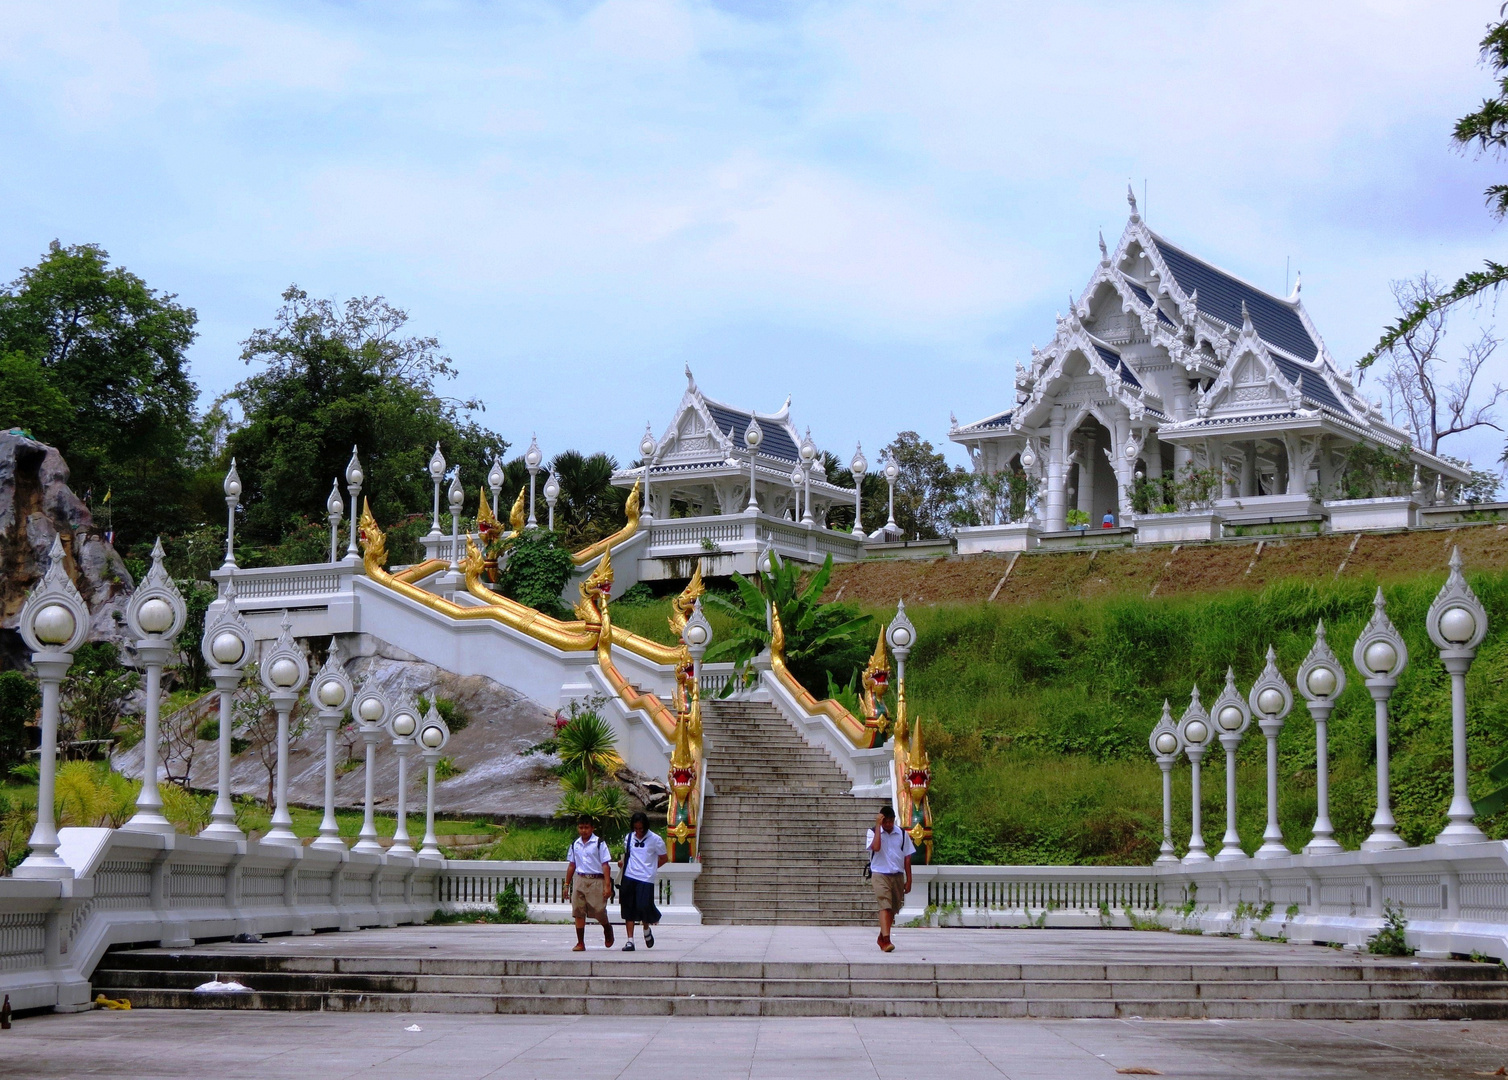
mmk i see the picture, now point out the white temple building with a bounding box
[609,369,867,580]
[950,191,1469,548]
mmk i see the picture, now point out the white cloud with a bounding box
[0,0,1504,467]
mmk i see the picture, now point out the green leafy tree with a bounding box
[1364,14,1508,373]
[548,450,628,546]
[497,529,575,616]
[555,707,621,795]
[222,287,507,550]
[0,242,199,546]
[702,552,873,693]
[0,672,40,774]
[61,642,139,746]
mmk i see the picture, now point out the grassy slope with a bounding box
[610,556,1508,866]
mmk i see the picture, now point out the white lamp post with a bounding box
[1248,646,1294,858]
[1210,667,1252,862]
[641,424,657,524]
[789,466,804,520]
[543,471,560,531]
[1428,546,1490,844]
[259,615,309,847]
[850,443,868,534]
[388,701,419,856]
[684,598,712,677]
[200,582,252,841]
[222,459,241,569]
[799,430,817,526]
[122,538,188,835]
[1297,620,1346,854]
[1148,701,1181,864]
[326,479,344,563]
[525,435,543,528]
[884,452,900,535]
[14,535,89,878]
[447,473,464,571]
[1353,588,1408,851]
[344,447,363,561]
[427,442,446,538]
[887,599,915,687]
[417,705,451,859]
[350,683,390,855]
[487,455,504,520]
[309,641,353,852]
[1176,685,1213,864]
[744,420,763,513]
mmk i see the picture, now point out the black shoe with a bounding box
[622,940,635,952]
[644,927,655,949]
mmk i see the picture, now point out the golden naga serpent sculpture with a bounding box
[358,498,683,738]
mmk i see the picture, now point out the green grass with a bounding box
[612,569,1508,865]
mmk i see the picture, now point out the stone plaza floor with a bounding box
[11,926,1508,1078]
[10,1009,1508,1079]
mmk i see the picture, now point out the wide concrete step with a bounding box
[90,951,1508,1019]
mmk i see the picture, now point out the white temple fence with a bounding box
[9,836,1508,1014]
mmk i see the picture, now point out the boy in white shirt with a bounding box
[866,806,915,953]
[565,816,614,952]
[617,811,668,951]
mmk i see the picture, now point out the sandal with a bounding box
[880,937,896,953]
[644,927,655,949]
[572,943,585,952]
[604,927,615,948]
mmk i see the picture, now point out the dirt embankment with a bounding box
[822,525,1508,607]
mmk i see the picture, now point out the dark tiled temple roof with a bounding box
[1150,235,1318,361]
[1093,343,1142,388]
[704,403,799,462]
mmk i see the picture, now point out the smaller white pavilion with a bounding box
[610,368,867,580]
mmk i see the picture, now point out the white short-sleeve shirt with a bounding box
[622,831,667,884]
[865,825,916,875]
[569,835,611,876]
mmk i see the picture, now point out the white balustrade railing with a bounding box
[211,560,357,606]
[0,827,441,1013]
[645,513,866,563]
[905,843,1508,959]
[436,860,701,925]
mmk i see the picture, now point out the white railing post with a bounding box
[1248,647,1293,858]
[201,582,253,841]
[123,538,188,835]
[1148,700,1182,864]
[1354,588,1408,851]
[1177,686,1213,865]
[1297,621,1345,854]
[1428,547,1490,844]
[260,615,310,847]
[1210,668,1252,862]
[310,641,354,852]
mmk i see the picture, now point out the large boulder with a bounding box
[0,431,133,665]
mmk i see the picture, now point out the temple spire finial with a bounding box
[1127,183,1139,221]
[1289,271,1302,302]
[1240,299,1253,331]
[685,364,697,392]
[1098,230,1109,264]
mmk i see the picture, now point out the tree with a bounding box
[702,552,873,693]
[548,450,628,546]
[223,287,507,551]
[1364,13,1508,367]
[0,242,199,547]
[0,672,39,775]
[882,431,972,539]
[61,642,139,748]
[1370,274,1504,454]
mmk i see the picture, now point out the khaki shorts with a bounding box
[871,872,906,912]
[571,875,608,921]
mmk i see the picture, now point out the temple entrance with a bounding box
[1067,417,1120,528]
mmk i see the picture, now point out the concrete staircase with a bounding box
[696,698,887,926]
[90,949,1508,1019]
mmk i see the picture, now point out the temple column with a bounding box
[1171,377,1194,474]
[1240,443,1256,497]
[1045,406,1068,532]
[1110,415,1135,523]
[1145,430,1163,479]
[1076,431,1095,520]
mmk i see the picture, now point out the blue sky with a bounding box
[2,1,1506,471]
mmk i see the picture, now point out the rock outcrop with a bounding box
[0,431,133,665]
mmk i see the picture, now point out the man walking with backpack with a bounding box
[867,806,915,953]
[566,815,614,952]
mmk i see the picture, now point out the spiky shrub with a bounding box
[702,552,873,695]
[555,707,621,796]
